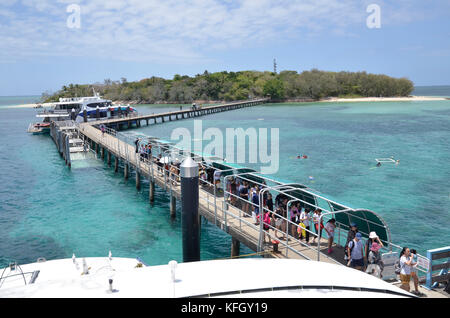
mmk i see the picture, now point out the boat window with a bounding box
[87,102,109,108]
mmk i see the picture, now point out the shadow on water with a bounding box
[0,235,67,267]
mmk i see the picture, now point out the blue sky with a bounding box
[1,0,449,96]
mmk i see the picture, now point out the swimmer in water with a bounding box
[396,160,400,165]
[376,162,381,167]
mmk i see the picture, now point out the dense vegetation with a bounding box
[42,69,414,104]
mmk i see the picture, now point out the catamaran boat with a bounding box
[0,256,416,298]
[27,92,137,133]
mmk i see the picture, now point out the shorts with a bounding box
[276,219,283,227]
[400,274,411,284]
[351,258,364,268]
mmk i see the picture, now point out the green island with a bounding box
[42,69,414,104]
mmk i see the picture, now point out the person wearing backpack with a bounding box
[344,222,358,261]
[365,242,384,278]
[347,232,365,271]
[365,231,384,262]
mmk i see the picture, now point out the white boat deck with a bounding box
[0,257,416,298]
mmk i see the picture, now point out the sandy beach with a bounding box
[320,96,448,103]
[1,103,44,109]
[4,95,448,109]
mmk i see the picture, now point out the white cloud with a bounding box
[0,0,441,64]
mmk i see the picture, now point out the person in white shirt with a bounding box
[298,208,311,243]
[312,209,324,243]
[399,247,413,292]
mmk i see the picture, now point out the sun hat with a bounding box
[369,231,378,239]
[355,232,362,239]
[371,242,381,252]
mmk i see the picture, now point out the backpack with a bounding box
[394,259,402,275]
[444,279,450,294]
[344,240,356,261]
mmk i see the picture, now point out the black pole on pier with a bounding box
[180,157,200,263]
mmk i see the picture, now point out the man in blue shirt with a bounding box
[347,232,365,271]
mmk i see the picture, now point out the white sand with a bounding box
[320,96,447,103]
[1,103,44,109]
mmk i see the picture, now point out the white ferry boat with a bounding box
[28,91,136,133]
[0,256,415,298]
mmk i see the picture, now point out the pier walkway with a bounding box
[77,122,342,265]
[85,98,268,130]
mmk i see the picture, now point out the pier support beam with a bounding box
[149,181,155,203]
[136,170,141,190]
[114,157,119,172]
[170,195,176,218]
[231,238,240,258]
[124,163,129,180]
[181,157,200,263]
[107,151,111,166]
[101,147,105,159]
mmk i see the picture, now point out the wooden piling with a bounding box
[136,170,141,190]
[124,163,129,180]
[170,195,176,218]
[231,237,240,258]
[149,181,155,203]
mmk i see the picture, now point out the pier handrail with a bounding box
[90,125,393,266]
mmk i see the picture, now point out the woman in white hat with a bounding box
[365,231,384,262]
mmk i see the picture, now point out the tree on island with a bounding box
[42,69,414,104]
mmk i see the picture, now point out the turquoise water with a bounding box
[131,100,450,256]
[0,99,254,267]
[0,94,449,268]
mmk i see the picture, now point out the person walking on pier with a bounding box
[366,242,384,279]
[251,186,260,224]
[409,249,424,296]
[299,208,311,244]
[100,124,106,137]
[325,218,336,254]
[347,232,365,271]
[344,222,359,261]
[399,247,413,292]
[134,138,140,153]
[365,232,384,261]
[312,209,324,243]
[239,181,250,216]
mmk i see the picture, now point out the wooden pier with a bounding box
[77,122,343,263]
[88,98,269,130]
